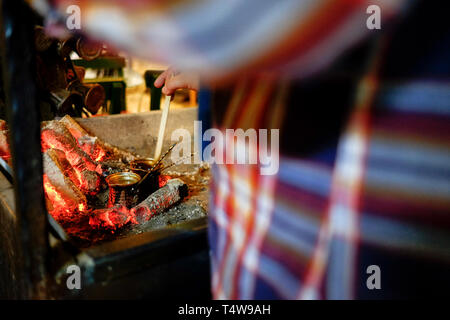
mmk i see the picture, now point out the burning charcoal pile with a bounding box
[0,115,207,245]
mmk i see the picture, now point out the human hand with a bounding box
[154,68,199,96]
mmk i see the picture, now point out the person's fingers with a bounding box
[162,76,184,95]
[154,67,177,88]
[162,84,177,96]
[162,74,199,95]
[156,68,200,96]
[154,69,170,88]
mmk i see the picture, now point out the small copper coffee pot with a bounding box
[106,172,141,208]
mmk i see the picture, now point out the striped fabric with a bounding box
[208,77,450,300]
[35,0,405,81]
[207,6,450,296]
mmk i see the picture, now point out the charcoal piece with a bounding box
[43,149,87,213]
[60,115,137,163]
[131,178,188,223]
[41,120,101,194]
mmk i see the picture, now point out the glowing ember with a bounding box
[41,123,101,195]
[39,119,111,224]
[94,148,106,162]
[3,116,180,235]
[0,129,10,161]
[89,205,137,230]
[78,203,86,212]
[89,177,183,231]
[43,174,73,219]
[43,174,67,207]
[159,175,171,188]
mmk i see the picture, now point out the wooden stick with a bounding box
[153,95,171,161]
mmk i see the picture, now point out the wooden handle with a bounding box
[153,95,171,161]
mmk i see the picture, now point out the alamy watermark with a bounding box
[366,5,382,30]
[66,5,81,30]
[366,265,381,290]
[66,264,81,290]
[170,122,280,176]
